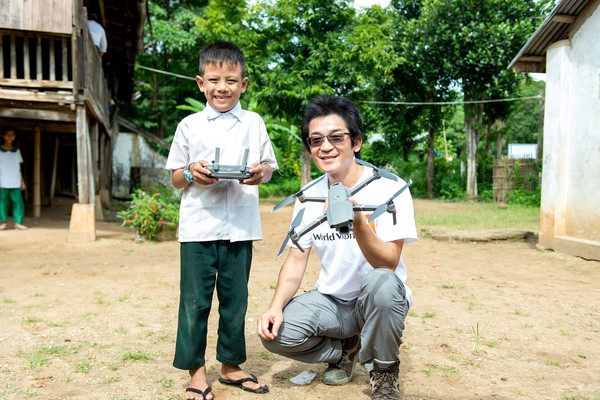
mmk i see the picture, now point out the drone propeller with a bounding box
[355,158,397,181]
[367,180,413,224]
[272,175,325,212]
[276,208,305,258]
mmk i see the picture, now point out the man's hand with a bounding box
[241,162,272,185]
[257,308,283,341]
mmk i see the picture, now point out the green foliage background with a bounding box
[119,0,554,203]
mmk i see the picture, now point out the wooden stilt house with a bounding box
[0,0,146,240]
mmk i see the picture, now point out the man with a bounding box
[87,13,107,57]
[257,96,417,400]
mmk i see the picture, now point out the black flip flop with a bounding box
[185,386,212,399]
[218,373,269,393]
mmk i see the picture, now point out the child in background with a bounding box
[165,41,277,400]
[0,126,27,231]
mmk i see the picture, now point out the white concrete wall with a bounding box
[540,4,600,260]
[112,132,171,199]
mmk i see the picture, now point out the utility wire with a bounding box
[133,63,541,105]
[363,95,541,106]
[135,64,197,81]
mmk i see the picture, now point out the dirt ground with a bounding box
[1,197,599,400]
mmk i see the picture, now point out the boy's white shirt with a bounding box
[165,102,278,242]
[0,148,23,188]
[290,166,417,305]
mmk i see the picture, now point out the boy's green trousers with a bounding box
[0,188,25,224]
[173,240,253,370]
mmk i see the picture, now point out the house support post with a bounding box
[33,127,41,217]
[69,105,96,242]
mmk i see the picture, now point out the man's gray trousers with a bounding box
[261,268,408,370]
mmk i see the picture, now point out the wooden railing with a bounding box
[0,23,109,128]
[0,29,72,89]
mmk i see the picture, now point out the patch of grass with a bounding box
[153,378,174,388]
[102,375,121,384]
[441,364,461,378]
[546,359,561,368]
[472,321,489,351]
[438,284,456,289]
[20,345,68,371]
[260,352,280,361]
[75,360,92,373]
[46,320,67,327]
[421,312,436,323]
[120,350,154,363]
[22,316,43,325]
[416,201,539,231]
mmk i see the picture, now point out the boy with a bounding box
[0,126,27,230]
[166,41,277,400]
[257,96,417,400]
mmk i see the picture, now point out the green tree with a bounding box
[416,0,550,199]
[249,0,400,184]
[122,0,249,139]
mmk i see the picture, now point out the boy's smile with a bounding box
[196,62,248,113]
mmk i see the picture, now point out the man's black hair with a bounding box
[301,96,363,157]
[198,41,246,78]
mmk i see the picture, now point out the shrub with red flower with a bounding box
[117,182,180,240]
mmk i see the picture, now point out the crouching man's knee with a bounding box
[360,269,407,312]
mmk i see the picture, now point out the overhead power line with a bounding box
[135,64,197,81]
[133,63,542,106]
[363,96,541,106]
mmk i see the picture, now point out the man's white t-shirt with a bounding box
[289,166,417,305]
[87,20,107,53]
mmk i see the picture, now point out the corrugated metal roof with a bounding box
[509,0,594,72]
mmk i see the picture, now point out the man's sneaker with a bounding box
[322,335,360,386]
[370,359,401,400]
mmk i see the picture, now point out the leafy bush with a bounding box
[507,187,541,207]
[117,182,180,240]
[259,172,302,198]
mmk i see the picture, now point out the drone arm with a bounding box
[352,204,379,213]
[349,174,379,196]
[294,214,328,243]
[298,196,327,204]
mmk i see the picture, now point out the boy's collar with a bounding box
[0,146,17,153]
[205,101,242,121]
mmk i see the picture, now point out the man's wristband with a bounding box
[183,162,194,183]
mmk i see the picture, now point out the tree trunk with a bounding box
[301,147,311,187]
[484,119,492,157]
[496,130,503,159]
[426,123,435,199]
[465,103,481,200]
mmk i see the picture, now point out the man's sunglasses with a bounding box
[307,132,352,148]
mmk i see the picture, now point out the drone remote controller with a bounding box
[204,147,254,181]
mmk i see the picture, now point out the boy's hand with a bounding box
[192,160,218,185]
[241,162,272,185]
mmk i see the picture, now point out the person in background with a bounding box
[87,13,107,57]
[0,126,28,230]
